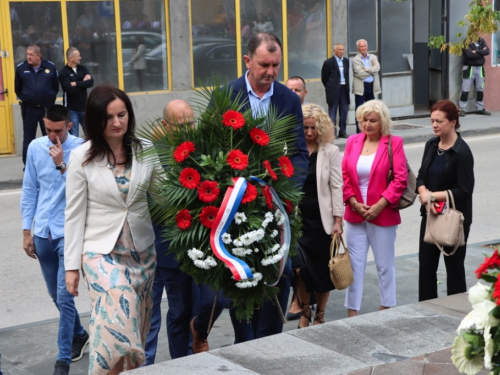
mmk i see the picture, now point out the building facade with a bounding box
[0,0,498,156]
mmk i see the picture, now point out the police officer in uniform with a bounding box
[15,44,59,165]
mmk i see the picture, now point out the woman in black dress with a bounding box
[296,104,344,328]
[416,99,474,301]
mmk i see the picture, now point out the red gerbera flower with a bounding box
[278,156,294,178]
[198,180,220,203]
[222,110,245,130]
[488,250,500,268]
[249,128,270,146]
[493,275,500,305]
[227,150,249,170]
[179,168,201,189]
[284,199,293,214]
[241,183,257,204]
[199,206,219,228]
[475,259,490,279]
[262,160,278,181]
[175,209,192,230]
[173,141,195,163]
[262,185,273,209]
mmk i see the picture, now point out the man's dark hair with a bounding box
[287,76,306,89]
[45,104,70,124]
[247,32,282,57]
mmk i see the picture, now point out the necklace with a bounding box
[437,147,445,156]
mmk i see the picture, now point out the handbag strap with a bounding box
[330,233,348,258]
[388,135,394,177]
[426,190,460,256]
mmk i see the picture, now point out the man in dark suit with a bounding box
[226,32,309,343]
[321,43,350,138]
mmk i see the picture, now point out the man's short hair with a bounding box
[356,39,368,48]
[45,104,70,124]
[27,44,41,55]
[66,47,79,60]
[287,76,306,90]
[247,32,282,57]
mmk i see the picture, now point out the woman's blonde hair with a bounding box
[302,104,334,146]
[355,99,392,136]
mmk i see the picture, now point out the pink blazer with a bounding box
[342,133,408,226]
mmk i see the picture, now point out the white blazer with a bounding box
[316,142,344,235]
[64,141,163,271]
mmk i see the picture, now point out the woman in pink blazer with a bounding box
[296,104,344,329]
[342,100,408,317]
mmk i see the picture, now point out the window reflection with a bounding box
[10,3,64,72]
[192,1,237,87]
[67,2,118,87]
[286,0,326,79]
[120,0,169,92]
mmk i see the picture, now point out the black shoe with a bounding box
[53,360,70,375]
[286,311,301,320]
[338,134,348,139]
[71,330,90,362]
[477,109,491,116]
[459,110,465,117]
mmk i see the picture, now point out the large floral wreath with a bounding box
[140,83,303,320]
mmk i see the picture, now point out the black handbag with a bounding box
[291,243,306,270]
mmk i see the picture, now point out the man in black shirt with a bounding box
[59,47,94,136]
[459,37,490,117]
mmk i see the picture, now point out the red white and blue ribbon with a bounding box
[210,177,254,281]
[250,176,291,287]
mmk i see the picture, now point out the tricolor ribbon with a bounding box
[250,176,291,287]
[210,177,254,281]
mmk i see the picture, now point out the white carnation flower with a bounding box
[222,233,232,244]
[468,282,490,306]
[187,248,203,261]
[232,247,252,257]
[204,256,217,268]
[235,212,247,225]
[233,238,243,247]
[193,259,209,269]
[274,209,285,225]
[235,272,263,288]
[270,229,278,238]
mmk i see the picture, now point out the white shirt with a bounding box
[356,153,376,203]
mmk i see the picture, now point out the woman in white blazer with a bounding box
[65,85,163,374]
[296,104,344,329]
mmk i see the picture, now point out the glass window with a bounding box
[380,0,412,73]
[192,1,237,87]
[348,0,377,53]
[285,0,326,80]
[493,0,500,66]
[10,3,65,71]
[240,0,284,81]
[66,2,118,87]
[119,0,169,92]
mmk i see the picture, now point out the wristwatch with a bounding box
[430,192,436,202]
[56,162,67,171]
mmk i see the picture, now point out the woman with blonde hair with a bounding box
[296,104,343,328]
[342,99,408,317]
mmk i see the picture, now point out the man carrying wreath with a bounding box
[191,32,308,344]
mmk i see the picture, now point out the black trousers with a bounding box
[23,106,46,165]
[418,215,471,302]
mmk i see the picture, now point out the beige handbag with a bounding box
[423,190,465,256]
[328,234,354,290]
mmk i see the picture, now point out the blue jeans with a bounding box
[230,259,293,343]
[68,110,85,137]
[145,266,193,363]
[33,235,85,364]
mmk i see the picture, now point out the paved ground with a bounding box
[1,241,497,374]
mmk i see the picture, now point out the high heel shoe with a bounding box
[297,301,311,329]
[314,308,325,325]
